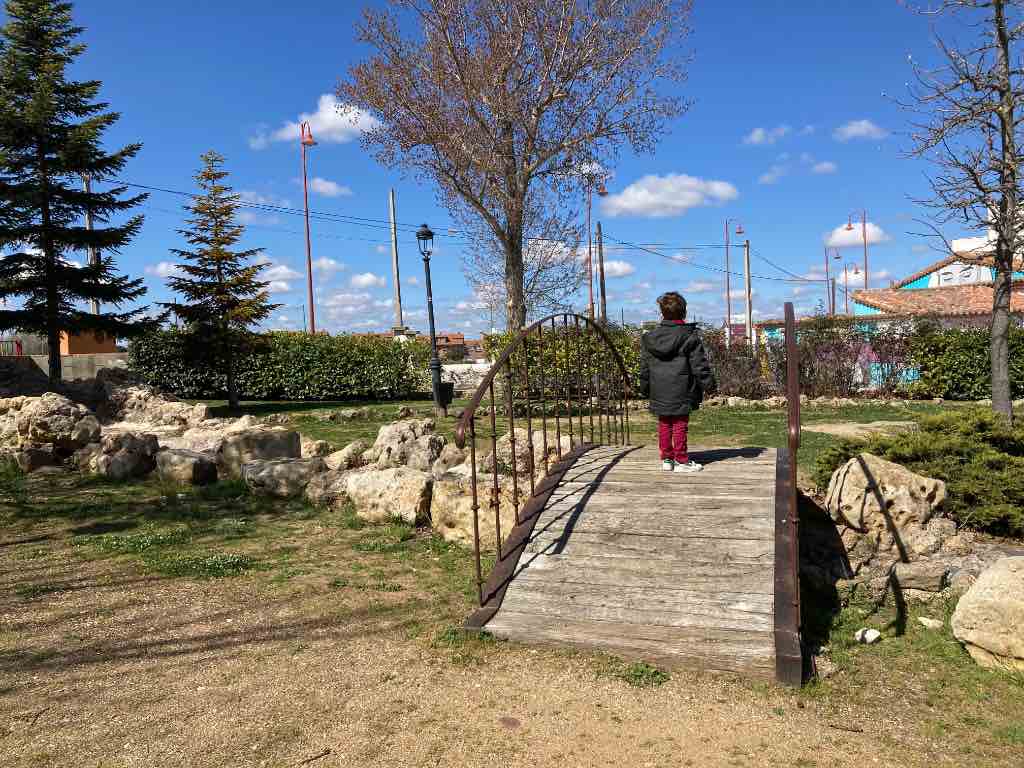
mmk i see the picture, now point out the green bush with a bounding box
[129,329,429,401]
[813,409,1024,537]
[908,323,1024,400]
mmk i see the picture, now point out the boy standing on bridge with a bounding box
[638,292,717,473]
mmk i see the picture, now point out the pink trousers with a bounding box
[658,415,689,463]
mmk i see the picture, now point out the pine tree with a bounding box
[0,0,154,385]
[165,151,276,410]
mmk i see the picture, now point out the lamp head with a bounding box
[845,216,854,231]
[416,224,434,257]
[300,121,317,147]
[735,223,745,236]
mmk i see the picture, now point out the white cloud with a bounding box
[742,125,791,146]
[325,291,371,307]
[267,280,293,294]
[309,177,352,198]
[684,280,716,294]
[250,94,378,149]
[811,161,838,174]
[350,271,386,289]
[603,259,636,278]
[758,165,788,185]
[799,125,815,136]
[313,257,346,276]
[833,119,889,142]
[824,221,891,247]
[144,261,182,279]
[601,173,738,218]
[910,243,930,254]
[262,263,302,282]
[375,245,389,254]
[405,275,420,286]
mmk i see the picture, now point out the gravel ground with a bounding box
[3,537,1021,768]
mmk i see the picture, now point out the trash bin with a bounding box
[439,382,455,409]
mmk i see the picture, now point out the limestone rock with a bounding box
[893,559,951,592]
[918,617,944,631]
[431,472,519,549]
[495,428,534,476]
[242,457,327,498]
[325,440,369,471]
[179,425,227,454]
[318,407,371,422]
[96,369,208,427]
[855,628,881,644]
[345,467,432,525]
[432,444,467,477]
[395,405,415,419]
[368,418,438,468]
[825,453,946,533]
[93,432,159,481]
[952,556,1024,671]
[404,433,447,471]
[218,427,301,477]
[301,436,333,458]
[14,444,57,473]
[156,449,218,486]
[15,393,100,452]
[304,469,351,509]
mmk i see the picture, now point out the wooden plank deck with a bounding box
[473,444,789,681]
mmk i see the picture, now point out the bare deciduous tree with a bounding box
[903,0,1023,421]
[340,0,691,330]
[461,185,584,322]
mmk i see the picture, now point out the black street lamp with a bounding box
[416,223,445,417]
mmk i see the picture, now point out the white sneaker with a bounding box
[673,460,703,473]
[661,459,675,471]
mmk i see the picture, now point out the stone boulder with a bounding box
[14,444,57,473]
[242,457,327,498]
[15,393,100,452]
[218,427,301,477]
[495,428,534,476]
[432,444,467,477]
[90,432,160,481]
[305,469,352,509]
[156,449,218,486]
[96,368,208,427]
[825,453,946,533]
[324,440,369,472]
[317,407,371,423]
[368,418,441,469]
[431,472,519,549]
[301,436,333,458]
[345,467,433,525]
[952,557,1024,671]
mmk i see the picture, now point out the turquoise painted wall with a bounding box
[853,302,881,316]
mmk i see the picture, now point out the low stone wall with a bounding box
[23,353,128,381]
[442,361,491,395]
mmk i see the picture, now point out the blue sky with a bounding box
[28,0,983,333]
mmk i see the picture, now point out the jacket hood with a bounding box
[643,321,698,360]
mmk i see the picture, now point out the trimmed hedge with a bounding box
[908,323,1024,400]
[128,329,430,401]
[813,409,1024,537]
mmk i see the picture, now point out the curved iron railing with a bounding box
[454,313,634,607]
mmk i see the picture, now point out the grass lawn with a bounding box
[2,402,1021,766]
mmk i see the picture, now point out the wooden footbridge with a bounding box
[454,308,803,685]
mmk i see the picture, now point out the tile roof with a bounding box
[851,281,1024,317]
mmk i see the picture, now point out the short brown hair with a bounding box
[657,292,686,321]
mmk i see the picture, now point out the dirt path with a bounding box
[3,541,1019,768]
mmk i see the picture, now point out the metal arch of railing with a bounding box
[454,312,635,608]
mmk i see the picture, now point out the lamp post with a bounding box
[842,262,861,315]
[724,219,744,348]
[417,224,444,417]
[300,121,317,334]
[584,173,609,320]
[845,209,869,290]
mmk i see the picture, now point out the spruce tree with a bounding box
[165,151,276,410]
[0,0,154,385]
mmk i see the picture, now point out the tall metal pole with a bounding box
[724,220,732,349]
[388,189,404,332]
[596,221,607,323]
[844,265,850,314]
[861,210,869,289]
[300,122,316,334]
[823,246,832,315]
[422,252,444,417]
[83,175,99,315]
[743,239,753,345]
[831,278,837,317]
[586,184,594,320]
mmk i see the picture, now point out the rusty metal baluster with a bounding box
[624,373,631,445]
[574,317,585,444]
[619,372,627,446]
[550,317,562,460]
[488,381,502,561]
[562,315,574,451]
[537,324,550,472]
[467,416,483,606]
[521,334,536,498]
[586,326,595,444]
[504,360,521,524]
[594,347,605,445]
